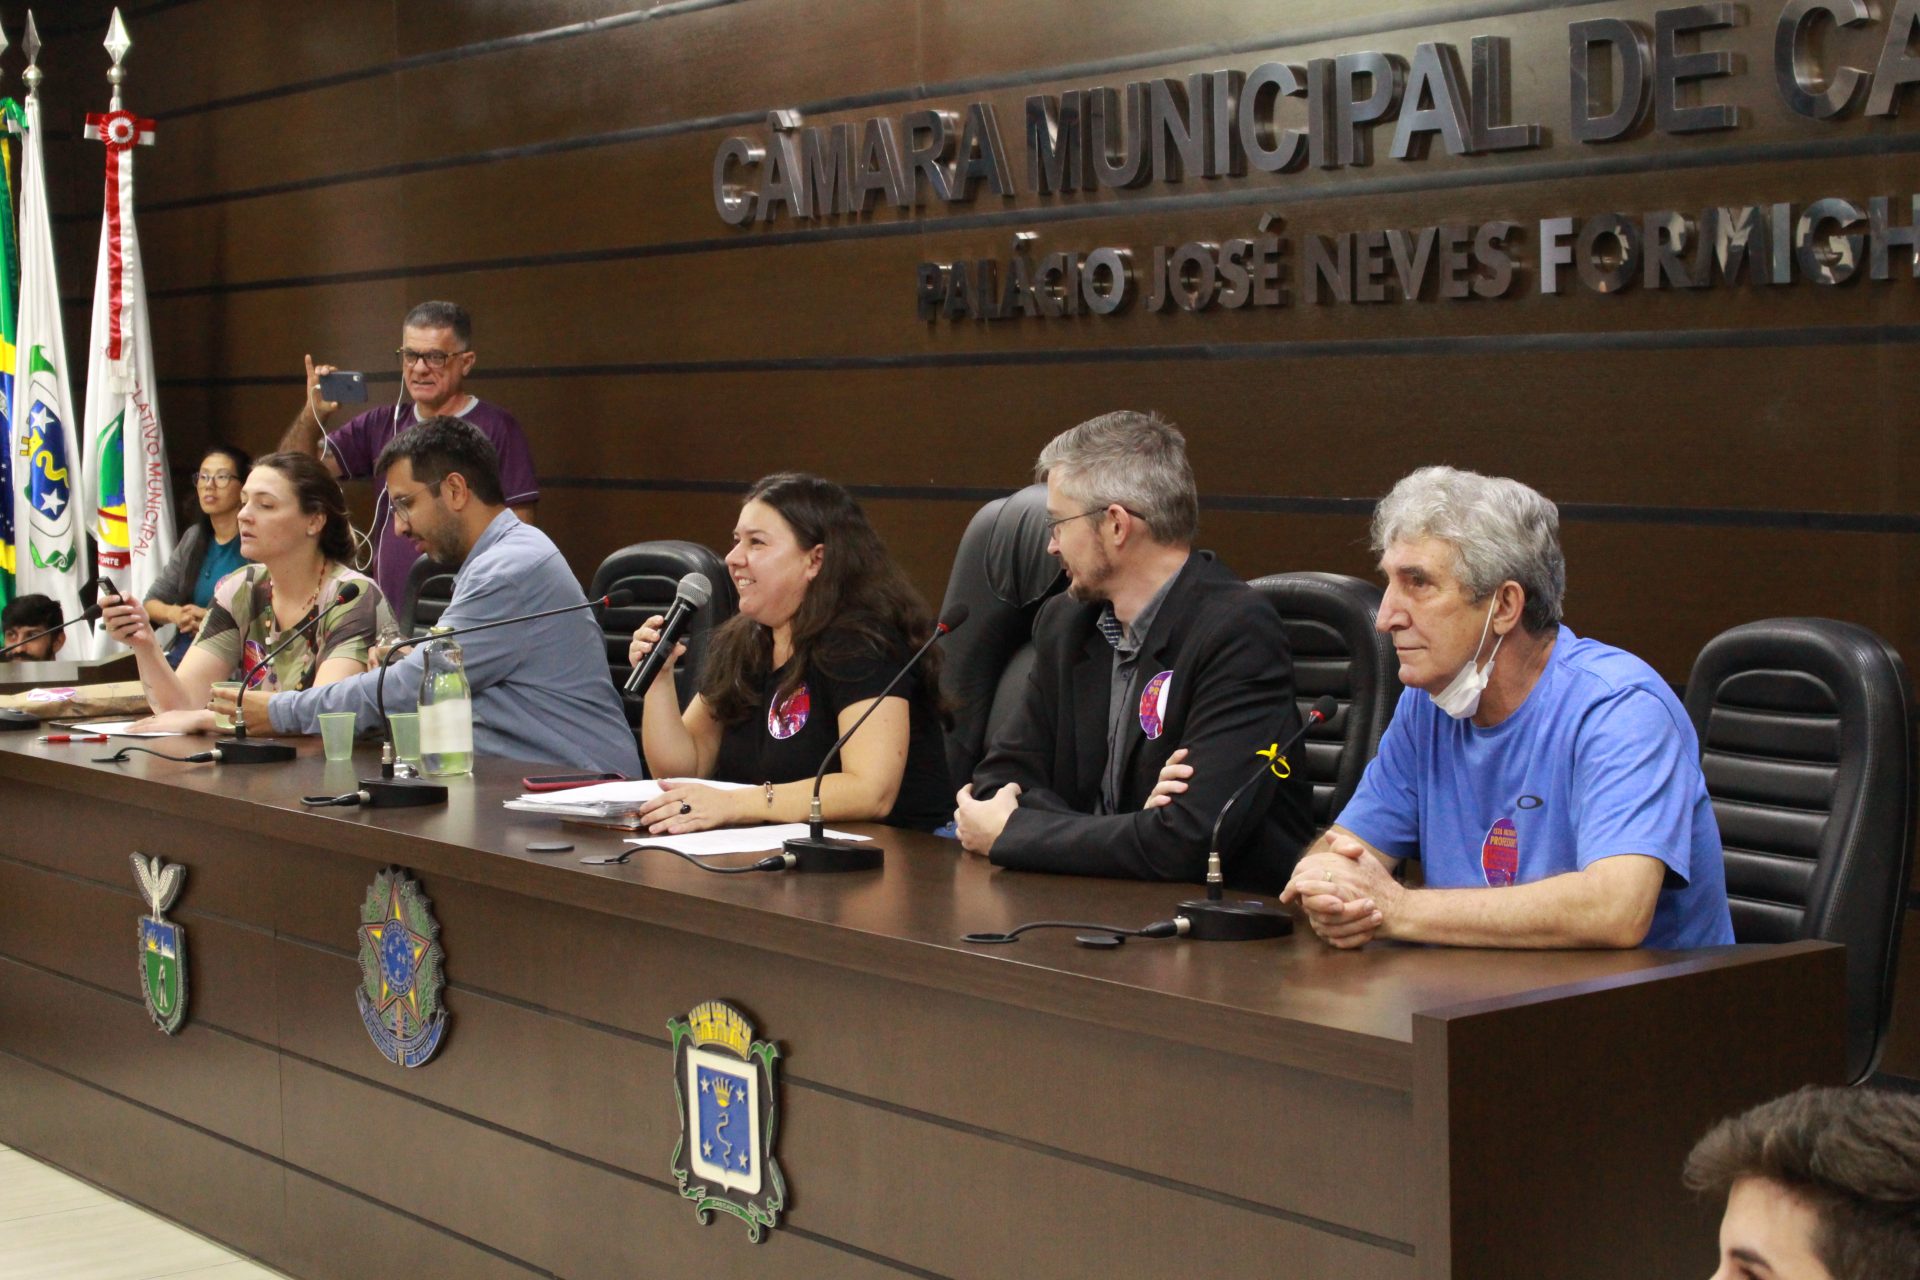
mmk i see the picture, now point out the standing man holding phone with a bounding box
[280,300,540,612]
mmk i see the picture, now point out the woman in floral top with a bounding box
[101,452,395,734]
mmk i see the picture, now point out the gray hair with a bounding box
[403,300,472,348]
[1371,466,1565,633]
[1034,411,1198,545]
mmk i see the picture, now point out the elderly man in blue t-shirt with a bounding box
[1275,466,1733,950]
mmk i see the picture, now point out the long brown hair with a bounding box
[701,473,946,725]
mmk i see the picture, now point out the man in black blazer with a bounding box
[955,412,1312,893]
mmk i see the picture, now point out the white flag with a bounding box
[82,103,173,656]
[11,90,91,649]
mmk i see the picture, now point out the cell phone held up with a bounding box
[318,370,368,404]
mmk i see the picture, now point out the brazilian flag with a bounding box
[0,100,22,606]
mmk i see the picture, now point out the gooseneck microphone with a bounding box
[351,589,636,808]
[623,573,712,696]
[215,583,365,764]
[2,602,102,658]
[780,604,969,873]
[1201,694,1339,901]
[3,576,118,659]
[0,580,117,729]
[964,694,1341,947]
[1164,693,1340,943]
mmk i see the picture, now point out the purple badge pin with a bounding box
[1482,817,1519,886]
[1138,670,1174,740]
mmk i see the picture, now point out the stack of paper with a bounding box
[503,778,750,821]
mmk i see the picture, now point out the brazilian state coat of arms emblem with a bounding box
[668,1000,785,1240]
[355,868,449,1068]
[131,854,187,1034]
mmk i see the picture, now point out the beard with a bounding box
[412,520,464,569]
[1062,543,1116,604]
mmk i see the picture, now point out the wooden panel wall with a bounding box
[13,0,1920,1063]
[16,0,1917,676]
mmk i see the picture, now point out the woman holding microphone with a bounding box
[100,451,394,733]
[629,472,951,834]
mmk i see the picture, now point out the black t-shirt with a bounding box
[710,629,953,831]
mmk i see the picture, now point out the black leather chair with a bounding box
[1684,618,1917,1083]
[1248,572,1398,826]
[397,554,457,637]
[936,485,1065,786]
[589,540,737,713]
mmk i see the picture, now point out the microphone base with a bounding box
[1175,898,1294,941]
[780,834,883,873]
[0,709,40,731]
[213,737,297,764]
[357,777,449,808]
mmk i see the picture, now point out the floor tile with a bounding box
[0,1200,233,1278]
[0,1150,114,1224]
[0,1146,290,1279]
[153,1262,292,1279]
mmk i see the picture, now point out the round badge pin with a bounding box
[767,683,811,740]
[1138,670,1174,739]
[1481,817,1519,887]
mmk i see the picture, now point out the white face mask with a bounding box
[1429,603,1504,720]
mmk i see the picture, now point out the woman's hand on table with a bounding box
[637,781,745,835]
[126,708,218,735]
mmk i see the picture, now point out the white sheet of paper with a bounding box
[623,825,871,856]
[69,719,185,738]
[510,778,752,807]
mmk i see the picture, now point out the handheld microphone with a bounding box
[360,588,636,807]
[780,604,968,873]
[215,582,365,763]
[623,573,713,696]
[3,576,117,659]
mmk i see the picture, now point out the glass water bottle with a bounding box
[417,627,474,778]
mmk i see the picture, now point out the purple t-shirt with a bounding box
[324,396,539,609]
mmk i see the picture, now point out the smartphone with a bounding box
[318,370,368,404]
[522,771,628,791]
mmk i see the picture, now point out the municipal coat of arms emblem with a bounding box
[355,868,449,1068]
[130,854,187,1034]
[668,1000,786,1240]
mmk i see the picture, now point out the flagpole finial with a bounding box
[105,9,131,109]
[0,22,11,62]
[22,11,41,97]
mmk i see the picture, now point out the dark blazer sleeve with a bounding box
[988,588,1297,883]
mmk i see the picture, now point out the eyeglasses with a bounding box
[194,471,240,487]
[390,479,444,520]
[396,347,465,370]
[1043,506,1138,536]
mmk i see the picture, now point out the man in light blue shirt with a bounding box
[242,418,639,776]
[1279,466,1733,950]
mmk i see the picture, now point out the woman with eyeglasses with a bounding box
[100,451,395,734]
[141,444,255,666]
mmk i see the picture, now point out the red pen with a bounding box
[40,734,108,744]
